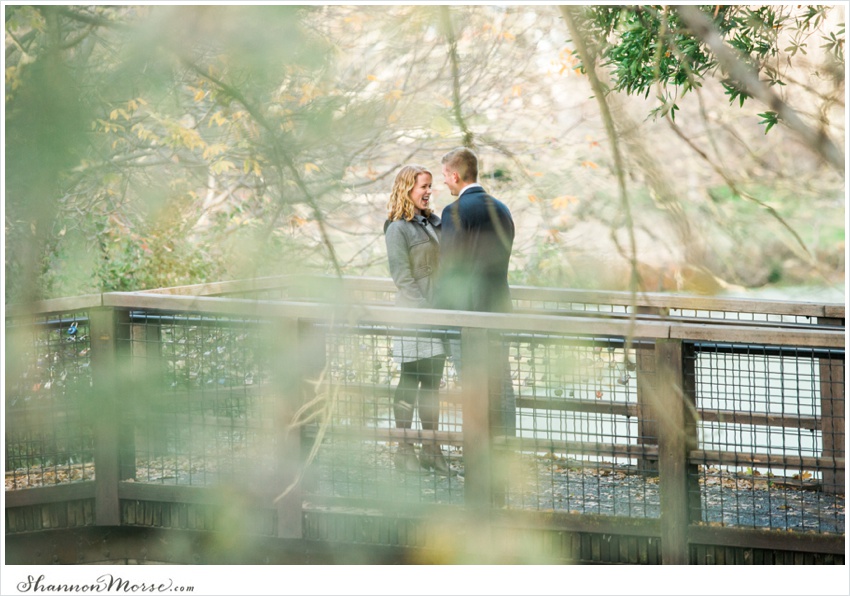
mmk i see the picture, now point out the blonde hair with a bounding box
[441,147,478,183]
[387,164,432,222]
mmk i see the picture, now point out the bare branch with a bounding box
[439,6,474,148]
[674,5,844,172]
[560,5,639,351]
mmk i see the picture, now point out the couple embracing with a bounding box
[383,147,516,477]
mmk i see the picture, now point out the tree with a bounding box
[558,4,844,295]
[4,5,845,303]
[571,5,844,168]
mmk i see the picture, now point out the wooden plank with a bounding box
[682,342,702,525]
[138,274,301,297]
[668,322,844,348]
[89,308,127,526]
[461,327,494,510]
[4,483,96,507]
[699,408,819,430]
[320,426,463,445]
[495,437,659,460]
[270,317,304,540]
[8,276,843,327]
[117,482,244,505]
[171,273,846,321]
[5,294,102,318]
[100,292,846,349]
[488,506,661,538]
[689,525,845,555]
[3,290,837,353]
[822,306,845,319]
[818,317,845,495]
[691,450,844,472]
[515,396,635,416]
[655,339,691,564]
[635,337,659,474]
[510,286,844,320]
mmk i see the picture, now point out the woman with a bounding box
[384,164,454,476]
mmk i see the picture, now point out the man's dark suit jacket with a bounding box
[436,186,514,313]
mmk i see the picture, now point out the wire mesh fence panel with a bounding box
[118,311,277,487]
[5,312,95,489]
[690,343,845,534]
[512,299,631,317]
[303,324,465,508]
[496,333,659,518]
[669,309,816,326]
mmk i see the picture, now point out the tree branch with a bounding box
[439,6,474,148]
[674,5,844,172]
[560,5,639,352]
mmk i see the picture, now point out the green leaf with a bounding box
[758,111,779,134]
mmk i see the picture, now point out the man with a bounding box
[436,147,516,435]
[436,147,515,314]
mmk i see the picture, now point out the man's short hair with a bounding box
[441,147,478,183]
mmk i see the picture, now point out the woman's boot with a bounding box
[419,443,456,476]
[394,443,420,473]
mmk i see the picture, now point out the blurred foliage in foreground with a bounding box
[4,5,845,303]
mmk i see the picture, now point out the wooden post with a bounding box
[89,307,130,526]
[634,306,664,475]
[461,327,494,510]
[681,342,702,524]
[635,343,659,474]
[654,339,698,564]
[818,317,845,495]
[269,317,310,539]
[123,318,162,480]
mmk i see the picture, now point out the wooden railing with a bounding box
[5,281,846,564]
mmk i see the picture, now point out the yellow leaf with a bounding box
[194,88,205,102]
[511,84,522,97]
[385,89,403,101]
[211,160,234,174]
[581,161,599,169]
[202,143,228,160]
[175,127,205,151]
[501,31,515,41]
[208,111,228,127]
[304,162,320,174]
[367,74,378,82]
[528,194,540,203]
[244,159,262,176]
[551,195,578,209]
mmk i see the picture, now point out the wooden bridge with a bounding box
[4,276,845,565]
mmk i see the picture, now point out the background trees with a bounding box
[4,4,845,303]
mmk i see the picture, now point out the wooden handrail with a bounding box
[6,275,843,325]
[139,274,846,321]
[98,291,844,349]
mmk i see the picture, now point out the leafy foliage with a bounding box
[574,5,845,129]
